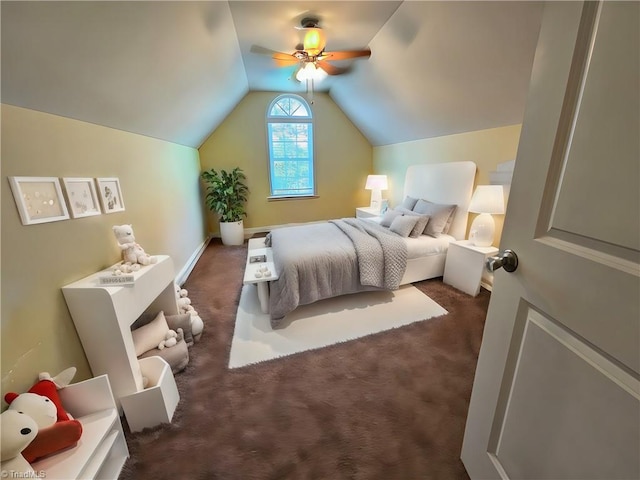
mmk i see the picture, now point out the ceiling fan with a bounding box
[252,17,371,82]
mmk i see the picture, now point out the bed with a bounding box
[266,161,476,327]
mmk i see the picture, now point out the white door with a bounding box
[461,2,639,479]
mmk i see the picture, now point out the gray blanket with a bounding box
[267,219,407,327]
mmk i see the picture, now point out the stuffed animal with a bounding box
[4,368,83,463]
[111,261,141,275]
[0,410,38,476]
[112,224,157,266]
[158,328,184,350]
[174,284,204,342]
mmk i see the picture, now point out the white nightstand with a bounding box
[443,240,499,296]
[356,206,382,219]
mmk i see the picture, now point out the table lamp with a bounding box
[468,185,505,246]
[365,175,388,212]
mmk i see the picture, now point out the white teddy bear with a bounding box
[174,284,204,342]
[0,410,38,476]
[158,328,184,350]
[112,225,157,266]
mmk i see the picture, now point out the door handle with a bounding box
[487,250,518,273]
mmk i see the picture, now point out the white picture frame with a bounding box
[8,176,70,225]
[62,177,102,218]
[96,177,125,214]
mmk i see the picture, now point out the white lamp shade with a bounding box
[365,175,388,191]
[468,185,505,214]
[295,62,328,82]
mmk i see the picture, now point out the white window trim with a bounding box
[266,94,316,199]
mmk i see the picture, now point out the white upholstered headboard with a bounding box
[403,161,477,240]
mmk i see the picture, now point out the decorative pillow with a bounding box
[409,214,430,238]
[400,196,418,210]
[166,313,194,346]
[380,208,403,227]
[442,206,458,234]
[131,311,169,356]
[140,339,189,374]
[389,215,420,238]
[393,208,430,237]
[413,199,457,237]
[395,206,413,215]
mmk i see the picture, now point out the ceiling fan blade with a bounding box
[250,45,298,67]
[316,60,349,76]
[321,49,371,61]
[274,57,299,68]
[250,45,281,56]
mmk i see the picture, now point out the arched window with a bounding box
[266,94,315,198]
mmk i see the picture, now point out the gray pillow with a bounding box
[394,208,430,236]
[413,199,456,237]
[409,214,430,238]
[400,196,418,210]
[380,208,402,227]
[389,215,419,238]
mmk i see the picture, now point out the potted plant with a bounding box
[201,167,249,246]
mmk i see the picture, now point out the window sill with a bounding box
[267,195,319,202]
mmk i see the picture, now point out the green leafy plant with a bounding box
[201,167,249,222]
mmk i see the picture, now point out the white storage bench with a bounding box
[62,255,181,431]
[31,374,128,480]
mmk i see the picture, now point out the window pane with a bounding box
[269,97,310,118]
[267,95,314,197]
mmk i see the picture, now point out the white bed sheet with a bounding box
[404,234,455,260]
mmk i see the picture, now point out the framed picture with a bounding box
[8,176,70,225]
[62,177,102,218]
[96,177,125,214]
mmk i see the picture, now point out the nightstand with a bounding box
[356,207,382,219]
[443,240,499,296]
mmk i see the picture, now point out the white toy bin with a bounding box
[119,356,179,433]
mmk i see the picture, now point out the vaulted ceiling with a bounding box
[1,1,544,148]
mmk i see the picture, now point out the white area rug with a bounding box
[228,284,448,368]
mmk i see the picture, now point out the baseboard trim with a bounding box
[176,237,211,285]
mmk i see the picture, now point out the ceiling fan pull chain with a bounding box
[307,78,315,104]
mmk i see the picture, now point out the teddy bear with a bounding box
[174,283,204,342]
[112,224,157,266]
[111,261,141,275]
[0,410,39,476]
[4,367,83,463]
[158,328,184,350]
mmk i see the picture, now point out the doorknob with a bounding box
[487,250,518,273]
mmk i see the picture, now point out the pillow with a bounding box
[389,215,420,238]
[409,214,430,238]
[395,206,414,215]
[131,311,169,356]
[413,199,457,237]
[140,339,189,374]
[400,196,418,210]
[166,313,194,346]
[442,206,458,234]
[380,208,403,227]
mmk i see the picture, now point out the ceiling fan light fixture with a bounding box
[295,62,327,82]
[303,28,326,56]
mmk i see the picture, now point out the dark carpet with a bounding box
[120,238,490,480]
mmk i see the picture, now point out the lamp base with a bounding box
[469,213,496,247]
[369,189,382,213]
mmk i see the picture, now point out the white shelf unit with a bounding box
[62,255,180,431]
[31,374,128,480]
